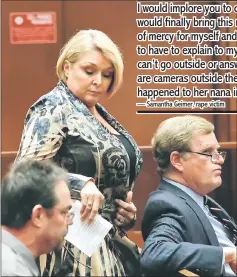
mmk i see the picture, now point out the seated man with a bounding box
[1,159,73,276]
[141,115,237,276]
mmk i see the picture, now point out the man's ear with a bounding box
[170,151,184,172]
[31,205,46,228]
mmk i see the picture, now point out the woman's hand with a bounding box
[80,180,104,224]
[114,191,137,231]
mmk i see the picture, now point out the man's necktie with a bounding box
[204,195,237,245]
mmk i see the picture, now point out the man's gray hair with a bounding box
[1,159,69,228]
[152,115,214,174]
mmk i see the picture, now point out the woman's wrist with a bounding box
[70,177,95,200]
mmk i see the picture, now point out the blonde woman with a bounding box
[16,29,143,276]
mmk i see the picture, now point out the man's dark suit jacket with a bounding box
[141,179,226,277]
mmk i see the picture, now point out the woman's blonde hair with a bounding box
[56,29,124,96]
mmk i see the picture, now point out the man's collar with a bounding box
[162,177,204,208]
[2,228,39,275]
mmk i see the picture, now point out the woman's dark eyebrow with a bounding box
[81,62,114,70]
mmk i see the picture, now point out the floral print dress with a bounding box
[16,81,143,276]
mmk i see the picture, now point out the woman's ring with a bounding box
[120,217,125,224]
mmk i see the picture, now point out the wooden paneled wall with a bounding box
[2,1,236,152]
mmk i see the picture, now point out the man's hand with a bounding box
[223,247,237,274]
[230,258,236,274]
[80,181,104,224]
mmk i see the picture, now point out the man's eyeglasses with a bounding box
[54,207,75,222]
[185,151,227,163]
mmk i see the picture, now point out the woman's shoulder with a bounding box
[32,84,65,107]
[27,82,74,116]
